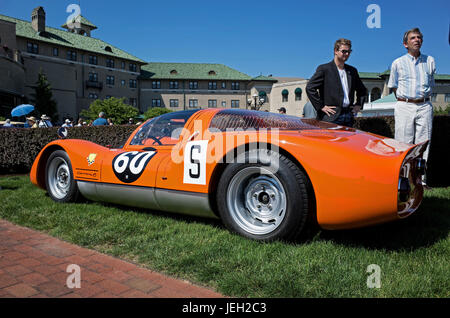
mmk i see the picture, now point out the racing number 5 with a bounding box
[183,140,208,185]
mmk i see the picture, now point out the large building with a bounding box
[0,7,145,120]
[1,6,449,121]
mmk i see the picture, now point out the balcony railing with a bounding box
[86,80,103,89]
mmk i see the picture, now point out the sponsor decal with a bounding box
[87,153,97,166]
[112,151,156,183]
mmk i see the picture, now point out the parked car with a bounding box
[30,109,428,241]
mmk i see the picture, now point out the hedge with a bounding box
[1,116,449,186]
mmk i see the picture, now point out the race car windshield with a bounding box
[130,110,199,146]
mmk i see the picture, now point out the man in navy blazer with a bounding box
[306,38,367,127]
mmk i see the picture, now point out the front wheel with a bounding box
[45,150,80,203]
[217,150,310,241]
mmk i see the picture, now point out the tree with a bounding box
[143,107,172,120]
[30,70,58,120]
[80,97,139,124]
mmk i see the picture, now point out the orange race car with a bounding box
[30,109,428,241]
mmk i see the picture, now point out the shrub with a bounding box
[80,97,139,124]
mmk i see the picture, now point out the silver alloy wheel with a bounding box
[47,157,71,199]
[227,166,287,235]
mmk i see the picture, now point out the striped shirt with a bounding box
[387,53,436,99]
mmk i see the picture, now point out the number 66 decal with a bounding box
[183,140,208,185]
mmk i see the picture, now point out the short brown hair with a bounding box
[403,28,423,44]
[334,38,352,51]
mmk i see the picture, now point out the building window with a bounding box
[27,42,39,54]
[222,101,226,107]
[52,47,59,57]
[129,79,137,88]
[106,75,115,86]
[282,89,289,102]
[445,94,450,103]
[121,61,125,69]
[431,93,437,102]
[106,58,114,68]
[130,98,137,107]
[295,88,302,101]
[152,99,161,107]
[88,72,98,82]
[208,82,217,90]
[152,81,161,89]
[208,100,217,108]
[189,99,199,108]
[231,100,240,108]
[231,82,240,90]
[221,82,226,89]
[169,81,179,89]
[189,81,198,90]
[67,50,77,61]
[121,80,126,86]
[170,99,179,107]
[129,63,137,72]
[88,55,98,65]
[88,93,98,99]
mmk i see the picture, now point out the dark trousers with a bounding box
[333,107,354,127]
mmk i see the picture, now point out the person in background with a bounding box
[93,112,108,126]
[62,119,73,127]
[278,107,286,114]
[306,38,367,127]
[302,101,317,119]
[26,116,38,128]
[107,118,114,125]
[387,27,436,189]
[39,114,53,127]
[3,119,13,128]
[128,118,134,125]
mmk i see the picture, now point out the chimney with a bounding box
[31,6,45,33]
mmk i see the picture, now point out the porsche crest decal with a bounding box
[112,151,156,183]
[87,153,97,166]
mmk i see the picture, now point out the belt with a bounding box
[397,97,430,104]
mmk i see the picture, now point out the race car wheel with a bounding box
[45,150,80,203]
[217,150,310,241]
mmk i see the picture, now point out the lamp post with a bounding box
[251,93,264,110]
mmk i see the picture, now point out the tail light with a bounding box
[397,141,428,218]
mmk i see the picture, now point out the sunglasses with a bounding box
[339,49,352,54]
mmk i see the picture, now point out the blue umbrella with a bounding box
[11,104,35,117]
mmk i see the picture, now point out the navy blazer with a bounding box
[306,60,367,122]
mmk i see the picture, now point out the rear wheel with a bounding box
[45,150,80,203]
[217,149,310,241]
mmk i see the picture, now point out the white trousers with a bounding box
[394,101,433,162]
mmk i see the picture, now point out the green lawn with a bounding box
[0,175,449,297]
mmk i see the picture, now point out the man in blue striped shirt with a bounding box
[388,27,435,188]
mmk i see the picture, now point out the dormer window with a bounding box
[170,69,178,75]
[208,70,216,75]
[104,46,112,53]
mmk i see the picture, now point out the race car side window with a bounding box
[129,118,155,145]
[130,110,199,146]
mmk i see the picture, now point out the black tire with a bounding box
[45,150,80,203]
[216,149,310,241]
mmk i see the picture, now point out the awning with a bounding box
[281,89,289,95]
[295,87,302,94]
[259,91,267,97]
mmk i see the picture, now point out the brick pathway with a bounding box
[0,219,223,298]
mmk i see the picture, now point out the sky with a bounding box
[1,0,449,78]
